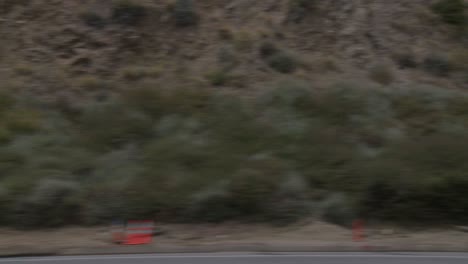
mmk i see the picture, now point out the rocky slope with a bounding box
[0,0,466,102]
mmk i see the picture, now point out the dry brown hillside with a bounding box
[0,0,467,102]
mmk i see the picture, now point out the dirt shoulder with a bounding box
[0,222,467,256]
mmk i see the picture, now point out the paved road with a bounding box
[1,253,468,264]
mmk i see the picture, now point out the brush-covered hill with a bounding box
[0,0,467,228]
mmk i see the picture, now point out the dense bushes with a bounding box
[259,42,298,74]
[1,81,468,227]
[0,94,40,144]
[112,0,147,26]
[205,70,230,86]
[172,0,198,27]
[0,90,14,114]
[0,0,31,14]
[423,55,453,77]
[395,53,418,69]
[368,63,395,85]
[14,179,82,227]
[432,0,466,26]
[81,12,106,29]
[319,194,355,227]
[286,0,316,23]
[79,100,153,149]
[360,169,468,224]
[267,52,298,73]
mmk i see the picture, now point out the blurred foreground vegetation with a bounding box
[1,80,468,228]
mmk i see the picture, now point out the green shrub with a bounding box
[257,79,311,110]
[228,168,280,218]
[463,71,468,84]
[233,31,253,52]
[0,185,10,224]
[313,83,367,124]
[449,49,468,71]
[395,132,468,174]
[316,57,340,72]
[81,189,121,225]
[357,130,468,224]
[395,53,418,69]
[205,70,230,86]
[218,26,233,40]
[0,90,14,115]
[359,179,406,221]
[145,118,211,168]
[0,126,12,144]
[13,64,34,76]
[172,0,198,27]
[259,41,279,58]
[120,66,161,81]
[0,0,31,14]
[186,186,235,222]
[391,88,440,120]
[428,176,468,222]
[76,76,111,91]
[423,55,453,77]
[217,46,238,70]
[79,100,153,149]
[163,87,213,115]
[5,109,41,133]
[432,0,466,26]
[122,85,166,118]
[319,193,355,227]
[368,63,395,85]
[80,12,107,29]
[13,179,82,227]
[267,52,298,73]
[286,0,316,23]
[359,176,468,224]
[266,175,313,224]
[112,0,147,26]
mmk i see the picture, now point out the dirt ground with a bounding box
[0,221,467,255]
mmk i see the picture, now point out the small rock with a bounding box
[380,229,395,236]
[225,2,237,12]
[152,228,167,236]
[455,226,468,233]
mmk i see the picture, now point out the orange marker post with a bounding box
[123,220,155,245]
[352,219,364,242]
[111,220,126,244]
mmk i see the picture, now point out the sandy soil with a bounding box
[0,221,467,255]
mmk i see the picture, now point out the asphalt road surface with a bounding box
[1,253,468,264]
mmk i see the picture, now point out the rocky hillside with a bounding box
[0,0,466,102]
